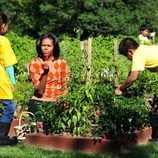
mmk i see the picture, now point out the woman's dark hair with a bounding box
[36,33,60,60]
[0,12,9,26]
[119,38,139,56]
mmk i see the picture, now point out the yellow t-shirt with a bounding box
[0,35,17,99]
[131,45,158,71]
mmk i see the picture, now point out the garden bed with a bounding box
[9,119,152,153]
[25,127,152,154]
[25,133,120,153]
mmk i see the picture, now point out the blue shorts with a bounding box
[1,100,16,123]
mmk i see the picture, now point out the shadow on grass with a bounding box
[22,142,158,158]
[1,143,158,158]
[115,143,158,158]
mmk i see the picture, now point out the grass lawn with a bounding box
[1,142,158,158]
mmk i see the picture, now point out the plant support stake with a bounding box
[87,38,92,83]
[114,39,118,85]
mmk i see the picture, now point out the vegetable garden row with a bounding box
[7,32,158,142]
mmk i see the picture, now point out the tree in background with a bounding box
[0,0,40,37]
[1,0,158,38]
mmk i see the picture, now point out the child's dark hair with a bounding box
[119,38,139,56]
[0,12,9,26]
[36,33,60,60]
[139,24,149,32]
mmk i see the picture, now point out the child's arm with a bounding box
[6,65,15,85]
[115,71,139,95]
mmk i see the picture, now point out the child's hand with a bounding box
[42,61,49,70]
[11,85,14,92]
[115,87,122,95]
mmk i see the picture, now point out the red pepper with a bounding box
[63,103,68,109]
[45,56,49,61]
[97,110,102,116]
[102,134,107,141]
[37,122,43,128]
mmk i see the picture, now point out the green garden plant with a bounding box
[8,33,155,141]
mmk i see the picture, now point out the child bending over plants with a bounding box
[115,37,158,95]
[115,37,158,142]
[28,33,69,115]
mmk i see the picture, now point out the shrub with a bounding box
[7,32,36,106]
[35,83,96,136]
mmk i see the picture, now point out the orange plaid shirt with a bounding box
[29,57,68,101]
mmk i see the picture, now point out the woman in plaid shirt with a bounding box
[28,33,68,114]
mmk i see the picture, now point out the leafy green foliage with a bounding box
[35,83,95,136]
[9,33,154,140]
[93,83,150,140]
[1,0,158,38]
[6,32,36,106]
[7,32,36,74]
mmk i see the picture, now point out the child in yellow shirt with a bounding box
[115,37,158,142]
[0,12,18,145]
[115,37,158,95]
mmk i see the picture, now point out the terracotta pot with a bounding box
[25,127,152,154]
[135,127,152,144]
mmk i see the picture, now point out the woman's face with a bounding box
[41,38,54,57]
